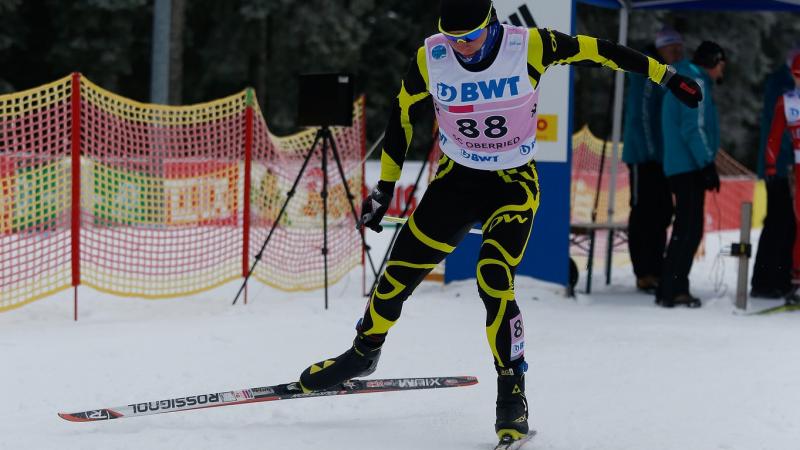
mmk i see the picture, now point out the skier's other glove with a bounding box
[701,163,720,192]
[663,66,703,109]
[357,181,393,233]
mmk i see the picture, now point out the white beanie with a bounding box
[655,26,683,49]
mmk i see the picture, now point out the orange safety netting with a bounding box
[78,77,248,298]
[571,126,757,231]
[0,74,365,312]
[0,77,74,310]
[570,125,630,225]
[570,126,757,270]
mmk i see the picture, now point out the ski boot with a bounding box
[495,362,530,446]
[299,335,382,393]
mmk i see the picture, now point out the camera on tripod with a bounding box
[233,72,369,310]
[297,73,354,127]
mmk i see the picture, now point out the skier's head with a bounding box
[439,0,496,57]
[692,41,726,83]
[654,26,683,65]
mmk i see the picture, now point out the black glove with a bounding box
[701,163,720,192]
[357,181,393,232]
[663,66,703,109]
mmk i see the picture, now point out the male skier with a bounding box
[299,0,702,446]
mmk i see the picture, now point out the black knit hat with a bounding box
[439,0,494,33]
[692,41,726,68]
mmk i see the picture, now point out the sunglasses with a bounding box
[439,8,492,44]
[443,27,487,43]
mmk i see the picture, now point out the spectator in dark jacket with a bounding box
[751,48,799,299]
[622,26,684,294]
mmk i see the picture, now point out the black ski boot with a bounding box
[299,335,381,392]
[495,363,529,442]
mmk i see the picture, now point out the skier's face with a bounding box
[446,28,488,58]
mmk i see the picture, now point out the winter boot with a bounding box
[657,293,701,308]
[299,335,381,392]
[495,363,529,441]
[636,275,660,295]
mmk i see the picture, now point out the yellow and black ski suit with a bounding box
[359,27,669,370]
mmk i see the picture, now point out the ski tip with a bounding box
[58,412,84,422]
[58,408,120,422]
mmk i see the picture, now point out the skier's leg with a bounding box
[477,163,539,440]
[357,163,480,342]
[300,158,478,391]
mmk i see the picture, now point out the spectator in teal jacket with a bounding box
[622,26,683,295]
[662,59,720,178]
[751,48,799,299]
[658,41,725,308]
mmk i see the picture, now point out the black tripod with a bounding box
[232,126,378,308]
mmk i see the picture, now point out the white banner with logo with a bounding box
[493,0,572,163]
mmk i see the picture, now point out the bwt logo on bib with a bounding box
[462,149,499,163]
[436,76,521,103]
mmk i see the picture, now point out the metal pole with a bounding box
[321,129,330,310]
[231,130,325,306]
[736,202,753,311]
[150,0,171,104]
[606,6,629,279]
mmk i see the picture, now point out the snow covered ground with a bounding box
[1,229,798,450]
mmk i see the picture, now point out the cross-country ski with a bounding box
[58,376,477,422]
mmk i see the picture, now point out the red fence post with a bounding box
[360,96,367,296]
[243,89,254,305]
[70,73,81,321]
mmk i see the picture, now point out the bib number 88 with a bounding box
[456,115,508,139]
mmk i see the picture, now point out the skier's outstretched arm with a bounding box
[527,28,702,108]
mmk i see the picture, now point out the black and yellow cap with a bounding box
[439,0,494,34]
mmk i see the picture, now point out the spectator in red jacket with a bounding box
[765,53,800,301]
